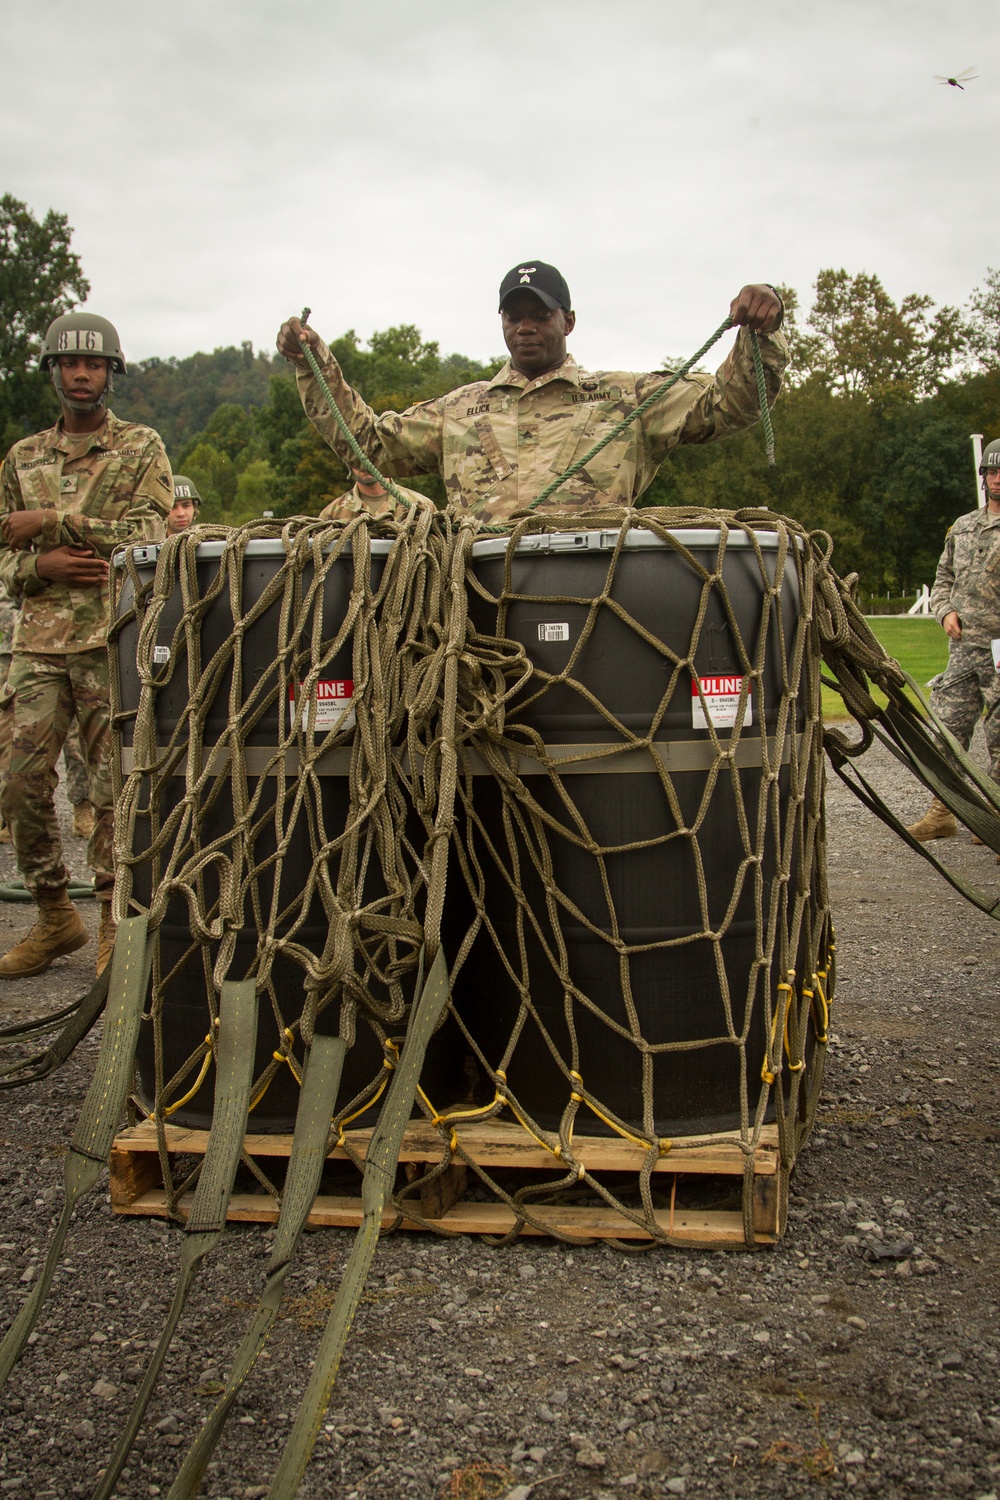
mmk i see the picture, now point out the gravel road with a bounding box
[0,739,998,1500]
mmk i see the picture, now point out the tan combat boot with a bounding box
[0,889,89,978]
[0,822,10,844]
[96,902,117,977]
[72,800,96,840]
[906,798,958,841]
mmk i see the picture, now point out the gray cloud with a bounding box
[2,0,996,375]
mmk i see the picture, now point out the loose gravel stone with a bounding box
[0,743,999,1497]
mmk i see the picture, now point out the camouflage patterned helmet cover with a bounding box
[40,313,127,374]
[172,475,202,507]
[979,439,1000,473]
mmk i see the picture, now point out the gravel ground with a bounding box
[1,740,999,1500]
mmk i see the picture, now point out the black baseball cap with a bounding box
[498,261,572,313]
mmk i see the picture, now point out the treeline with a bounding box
[107,273,1000,591]
[111,325,505,524]
[4,191,1000,591]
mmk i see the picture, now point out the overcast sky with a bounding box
[3,0,997,375]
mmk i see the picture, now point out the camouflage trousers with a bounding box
[929,642,1000,781]
[0,649,113,897]
[61,722,90,806]
[0,651,89,812]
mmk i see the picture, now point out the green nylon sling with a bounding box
[0,968,110,1088]
[90,979,259,1500]
[166,1032,347,1500]
[266,945,451,1500]
[0,916,151,1385]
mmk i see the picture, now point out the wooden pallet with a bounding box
[110,1117,782,1246]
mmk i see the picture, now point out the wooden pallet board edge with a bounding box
[118,1188,776,1245]
[112,1118,781,1176]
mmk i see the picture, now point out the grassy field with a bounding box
[821,615,950,721]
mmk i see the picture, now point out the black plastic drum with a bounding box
[114,538,456,1132]
[455,527,810,1137]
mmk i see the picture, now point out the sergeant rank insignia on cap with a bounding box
[518,268,537,283]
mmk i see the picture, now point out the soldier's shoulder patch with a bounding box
[157,472,171,490]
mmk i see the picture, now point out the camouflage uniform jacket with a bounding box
[929,506,1000,648]
[318,480,429,524]
[0,588,17,656]
[0,411,171,653]
[296,330,789,521]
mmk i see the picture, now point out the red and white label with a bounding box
[691,675,752,730]
[288,679,356,734]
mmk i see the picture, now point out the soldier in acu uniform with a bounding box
[276,261,786,521]
[166,473,202,535]
[0,312,170,978]
[908,438,1000,841]
[318,463,427,524]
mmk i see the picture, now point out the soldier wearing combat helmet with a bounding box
[276,261,786,523]
[167,474,202,535]
[908,438,1000,842]
[0,311,170,980]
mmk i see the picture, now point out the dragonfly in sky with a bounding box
[935,67,978,90]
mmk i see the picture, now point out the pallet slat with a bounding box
[113,1117,779,1174]
[110,1117,783,1245]
[121,1189,776,1245]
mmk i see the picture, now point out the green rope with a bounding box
[297,313,425,517]
[297,310,777,523]
[527,315,738,511]
[750,330,776,466]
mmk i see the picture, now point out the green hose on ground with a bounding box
[0,878,96,903]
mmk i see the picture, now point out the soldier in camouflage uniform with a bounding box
[0,312,170,978]
[167,473,202,535]
[277,262,786,520]
[62,724,94,839]
[0,581,17,844]
[908,438,1000,841]
[318,463,427,524]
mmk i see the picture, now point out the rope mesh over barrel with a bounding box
[15,500,997,1493]
[109,505,833,1244]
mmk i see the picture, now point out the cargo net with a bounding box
[110,505,840,1248]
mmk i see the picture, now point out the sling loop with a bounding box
[0,916,151,1386]
[266,945,451,1500]
[90,980,259,1500]
[166,1033,347,1500]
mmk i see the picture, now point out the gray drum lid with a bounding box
[470,528,798,559]
[112,536,396,569]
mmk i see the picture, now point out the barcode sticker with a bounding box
[538,622,570,643]
[691,675,752,730]
[153,645,170,664]
[288,679,356,734]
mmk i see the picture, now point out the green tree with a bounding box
[232,459,277,523]
[182,442,238,519]
[112,344,287,455]
[0,195,89,449]
[968,267,1000,369]
[791,269,969,401]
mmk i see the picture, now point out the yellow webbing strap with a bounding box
[266,945,451,1499]
[90,980,259,1500]
[0,916,151,1387]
